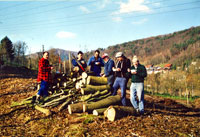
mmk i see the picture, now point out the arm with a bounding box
[99,57,104,67]
[81,59,87,68]
[105,60,114,76]
[87,57,94,66]
[72,59,78,66]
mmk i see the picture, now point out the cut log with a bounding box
[81,85,110,95]
[58,98,72,111]
[83,95,121,113]
[93,108,107,116]
[82,72,88,79]
[68,103,84,114]
[35,105,51,116]
[104,105,137,121]
[87,76,107,85]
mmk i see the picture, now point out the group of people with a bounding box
[37,50,147,115]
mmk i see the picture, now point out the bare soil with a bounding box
[0,67,200,137]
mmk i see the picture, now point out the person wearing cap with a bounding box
[87,50,104,76]
[112,52,131,106]
[101,53,115,91]
[129,56,147,115]
[72,51,87,75]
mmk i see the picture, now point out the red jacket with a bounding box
[37,58,52,83]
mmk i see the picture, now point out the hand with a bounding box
[50,67,54,70]
[81,61,85,64]
[95,62,100,65]
[102,74,106,77]
[127,68,131,72]
[131,71,137,74]
[116,68,121,71]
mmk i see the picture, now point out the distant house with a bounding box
[146,65,154,74]
[164,64,172,70]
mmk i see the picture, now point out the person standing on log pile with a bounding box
[87,50,104,76]
[129,56,147,115]
[112,52,130,106]
[101,53,115,92]
[72,51,87,76]
[36,51,53,102]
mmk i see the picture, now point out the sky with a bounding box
[0,0,200,54]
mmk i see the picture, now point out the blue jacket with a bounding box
[87,56,104,76]
[72,58,87,74]
[104,59,115,77]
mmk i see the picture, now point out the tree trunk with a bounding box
[43,95,71,107]
[104,105,137,121]
[86,92,111,102]
[87,76,107,85]
[83,95,121,113]
[68,103,84,114]
[81,85,110,95]
[93,108,107,116]
[35,105,52,116]
[80,89,109,102]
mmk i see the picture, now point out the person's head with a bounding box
[43,51,49,60]
[115,52,124,61]
[102,53,109,62]
[132,56,139,66]
[77,51,83,60]
[94,50,100,58]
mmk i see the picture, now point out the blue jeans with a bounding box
[112,77,127,106]
[130,83,144,113]
[37,80,49,96]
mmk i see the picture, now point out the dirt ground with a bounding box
[0,68,200,136]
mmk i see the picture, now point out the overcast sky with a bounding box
[0,0,200,54]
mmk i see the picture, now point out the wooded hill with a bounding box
[86,26,200,67]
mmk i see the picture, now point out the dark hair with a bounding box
[78,51,83,55]
[43,51,49,55]
[95,50,100,54]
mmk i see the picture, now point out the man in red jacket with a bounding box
[37,51,53,101]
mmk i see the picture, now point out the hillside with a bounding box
[86,26,200,66]
[28,48,77,61]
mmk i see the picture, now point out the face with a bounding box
[94,52,99,58]
[78,53,83,60]
[103,57,109,62]
[133,61,139,66]
[117,56,123,61]
[43,52,49,60]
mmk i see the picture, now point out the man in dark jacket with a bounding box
[87,50,104,76]
[112,52,130,106]
[72,51,87,75]
[101,53,115,91]
[129,56,147,115]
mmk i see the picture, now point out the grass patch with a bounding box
[144,90,199,101]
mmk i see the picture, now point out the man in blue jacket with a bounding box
[72,51,87,75]
[101,53,115,92]
[87,50,104,76]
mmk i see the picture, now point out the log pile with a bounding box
[11,72,137,121]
